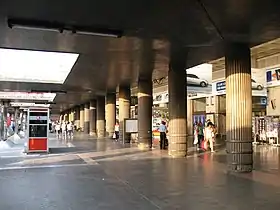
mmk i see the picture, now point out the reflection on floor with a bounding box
[0,135,280,209]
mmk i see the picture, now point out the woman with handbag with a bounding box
[204,122,215,153]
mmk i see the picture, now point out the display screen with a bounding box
[29,125,48,137]
[29,112,48,124]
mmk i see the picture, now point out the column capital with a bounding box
[90,100,97,110]
[225,43,253,172]
[84,103,90,109]
[169,44,188,72]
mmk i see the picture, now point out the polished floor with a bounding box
[0,136,280,209]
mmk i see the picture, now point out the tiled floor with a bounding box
[0,135,280,209]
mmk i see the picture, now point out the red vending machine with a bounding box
[27,108,49,153]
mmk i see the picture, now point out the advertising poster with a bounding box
[186,64,213,99]
[212,68,267,96]
[266,67,280,87]
[153,64,213,104]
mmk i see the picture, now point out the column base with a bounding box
[84,122,90,134]
[138,143,151,150]
[168,150,187,158]
[227,164,253,173]
[226,140,253,173]
[97,130,105,138]
[89,132,97,137]
[106,131,114,138]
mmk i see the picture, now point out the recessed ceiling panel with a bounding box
[0,49,79,84]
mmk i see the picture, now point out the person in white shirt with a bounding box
[55,122,61,138]
[67,122,74,138]
[204,123,215,152]
[61,122,67,138]
[114,122,120,140]
[158,121,167,150]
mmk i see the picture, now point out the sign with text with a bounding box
[212,68,266,96]
[266,68,280,87]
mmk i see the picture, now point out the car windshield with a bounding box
[187,74,199,79]
[251,79,256,83]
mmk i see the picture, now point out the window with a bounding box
[186,74,199,79]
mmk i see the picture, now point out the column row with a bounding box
[59,42,252,173]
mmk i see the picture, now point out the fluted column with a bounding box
[96,96,105,138]
[84,103,90,134]
[106,93,116,138]
[59,114,63,123]
[225,43,253,173]
[89,100,97,137]
[79,105,84,131]
[68,110,72,122]
[74,107,80,129]
[119,85,131,142]
[138,78,153,148]
[168,46,188,157]
[187,99,194,139]
[63,113,67,122]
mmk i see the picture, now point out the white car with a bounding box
[186,74,208,87]
[251,79,264,90]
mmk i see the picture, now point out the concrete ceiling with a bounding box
[0,0,279,113]
[211,38,280,71]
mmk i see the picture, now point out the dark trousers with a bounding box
[198,135,204,148]
[115,131,119,140]
[160,132,166,149]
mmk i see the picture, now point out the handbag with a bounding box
[201,140,208,150]
[193,135,198,145]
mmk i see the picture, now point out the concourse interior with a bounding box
[1,1,280,209]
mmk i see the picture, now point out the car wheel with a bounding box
[200,82,207,87]
[257,85,263,90]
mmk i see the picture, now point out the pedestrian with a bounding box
[158,121,167,150]
[204,122,215,152]
[114,121,120,141]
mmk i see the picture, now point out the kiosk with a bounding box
[27,107,49,153]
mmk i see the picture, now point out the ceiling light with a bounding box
[8,18,123,38]
[30,90,67,94]
[0,48,79,84]
[8,18,63,33]
[73,30,121,38]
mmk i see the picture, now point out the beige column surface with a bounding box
[96,96,105,138]
[168,46,188,157]
[84,103,90,134]
[138,78,153,148]
[119,85,131,142]
[225,43,253,173]
[89,100,97,137]
[79,105,85,131]
[187,99,194,138]
[106,93,116,138]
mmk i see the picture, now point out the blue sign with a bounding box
[260,97,267,105]
[216,81,226,91]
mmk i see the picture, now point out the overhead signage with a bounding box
[153,63,213,104]
[266,67,280,87]
[212,68,267,96]
[10,102,50,107]
[186,63,212,99]
[0,92,56,101]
